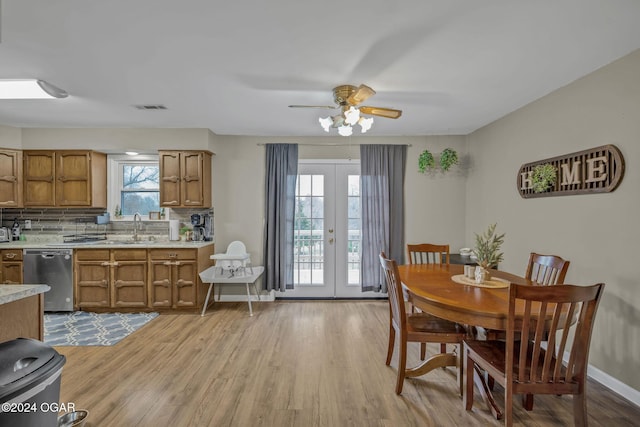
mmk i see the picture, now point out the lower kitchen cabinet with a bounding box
[148,249,198,309]
[75,250,110,308]
[75,249,147,309]
[112,249,147,308]
[1,249,23,284]
[75,245,214,311]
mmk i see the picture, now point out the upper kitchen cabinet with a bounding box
[23,150,107,207]
[0,149,23,207]
[159,150,212,208]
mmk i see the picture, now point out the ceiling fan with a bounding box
[289,84,402,118]
[289,84,402,135]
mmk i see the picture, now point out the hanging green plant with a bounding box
[531,163,558,193]
[439,148,459,171]
[418,149,435,173]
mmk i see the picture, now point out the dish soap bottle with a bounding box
[11,218,21,241]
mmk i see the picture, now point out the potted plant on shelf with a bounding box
[418,149,435,173]
[473,223,505,283]
[531,163,558,193]
[439,148,459,171]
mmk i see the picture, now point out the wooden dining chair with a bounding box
[407,243,450,265]
[526,252,570,285]
[407,243,451,359]
[379,252,467,395]
[464,282,605,426]
[484,252,571,408]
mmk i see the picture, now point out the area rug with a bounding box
[44,312,159,346]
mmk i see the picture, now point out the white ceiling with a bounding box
[1,1,639,137]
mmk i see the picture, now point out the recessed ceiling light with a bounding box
[0,79,68,99]
[125,151,139,156]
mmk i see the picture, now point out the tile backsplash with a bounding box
[0,207,213,240]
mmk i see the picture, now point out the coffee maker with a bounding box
[191,214,205,241]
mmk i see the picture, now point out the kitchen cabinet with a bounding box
[0,249,23,285]
[75,249,147,308]
[23,150,107,207]
[159,150,212,208]
[148,249,198,309]
[0,149,23,207]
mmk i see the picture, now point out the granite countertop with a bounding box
[0,240,215,249]
[0,285,51,305]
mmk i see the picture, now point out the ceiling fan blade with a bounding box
[289,104,339,109]
[347,84,376,105]
[359,106,402,119]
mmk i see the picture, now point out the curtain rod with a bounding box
[257,143,412,147]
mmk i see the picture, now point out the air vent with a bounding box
[134,104,167,110]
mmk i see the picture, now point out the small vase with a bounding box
[475,266,490,284]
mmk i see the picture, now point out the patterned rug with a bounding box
[44,312,159,346]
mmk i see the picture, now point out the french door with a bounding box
[277,161,373,298]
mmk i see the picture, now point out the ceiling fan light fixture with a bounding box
[319,116,332,132]
[0,79,68,99]
[337,125,353,136]
[358,116,374,133]
[343,106,360,125]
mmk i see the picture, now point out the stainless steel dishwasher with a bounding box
[23,249,74,312]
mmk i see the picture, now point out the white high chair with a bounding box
[210,240,253,276]
[200,241,262,316]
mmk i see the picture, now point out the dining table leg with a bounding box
[404,352,457,378]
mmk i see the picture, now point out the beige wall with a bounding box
[466,49,640,390]
[21,128,213,152]
[0,124,22,148]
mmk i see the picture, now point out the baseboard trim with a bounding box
[551,342,640,407]
[588,364,640,407]
[214,290,275,302]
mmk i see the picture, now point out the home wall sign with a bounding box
[517,144,625,198]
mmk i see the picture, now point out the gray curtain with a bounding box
[263,144,298,291]
[360,144,407,292]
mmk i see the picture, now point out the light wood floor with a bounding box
[56,301,639,426]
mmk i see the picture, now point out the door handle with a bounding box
[328,228,334,233]
[328,238,334,244]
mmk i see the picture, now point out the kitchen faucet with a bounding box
[133,212,142,241]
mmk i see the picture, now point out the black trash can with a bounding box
[0,338,66,427]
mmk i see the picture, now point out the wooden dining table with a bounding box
[397,263,535,420]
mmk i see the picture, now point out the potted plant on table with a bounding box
[473,223,505,283]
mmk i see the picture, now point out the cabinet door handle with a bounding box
[101,262,111,266]
[5,253,15,259]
